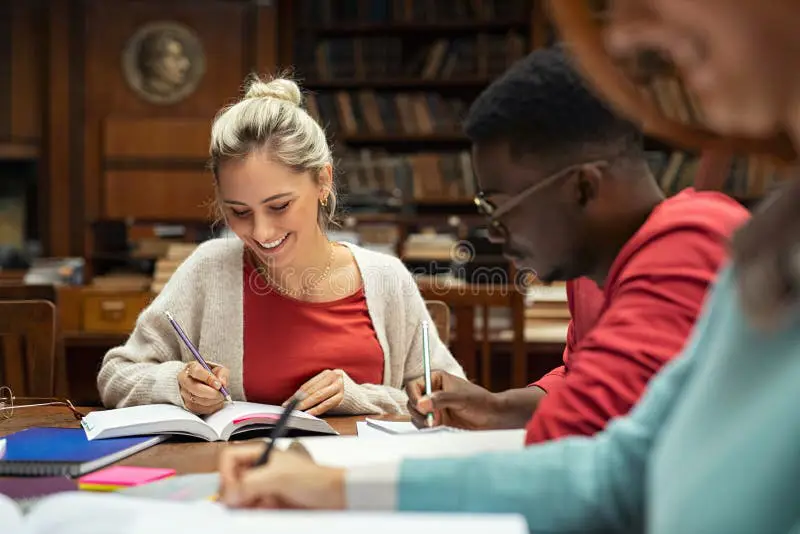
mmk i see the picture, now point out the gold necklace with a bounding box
[254,242,336,298]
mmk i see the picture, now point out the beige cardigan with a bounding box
[97,237,465,415]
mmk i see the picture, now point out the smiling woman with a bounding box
[96,74,466,418]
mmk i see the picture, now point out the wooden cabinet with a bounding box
[58,287,153,335]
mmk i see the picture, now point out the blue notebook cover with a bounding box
[0,427,166,477]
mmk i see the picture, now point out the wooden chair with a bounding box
[419,283,527,390]
[425,300,451,347]
[0,300,57,397]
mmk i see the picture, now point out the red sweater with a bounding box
[242,259,385,406]
[526,188,750,444]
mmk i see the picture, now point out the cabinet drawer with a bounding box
[82,292,152,334]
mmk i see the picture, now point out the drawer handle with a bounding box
[99,300,126,322]
[100,300,125,312]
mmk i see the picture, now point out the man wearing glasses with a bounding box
[405,45,750,445]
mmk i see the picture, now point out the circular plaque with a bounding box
[122,21,206,105]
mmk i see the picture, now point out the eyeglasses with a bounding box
[0,386,86,422]
[474,160,608,240]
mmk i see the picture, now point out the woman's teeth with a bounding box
[259,234,288,249]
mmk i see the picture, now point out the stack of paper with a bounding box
[276,428,526,468]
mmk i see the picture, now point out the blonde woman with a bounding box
[97,75,465,417]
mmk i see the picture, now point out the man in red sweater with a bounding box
[406,46,750,444]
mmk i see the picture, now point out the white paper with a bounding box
[363,419,419,434]
[0,438,6,458]
[277,428,526,468]
[0,494,23,534]
[19,492,528,534]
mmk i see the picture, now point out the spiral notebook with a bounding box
[0,427,166,477]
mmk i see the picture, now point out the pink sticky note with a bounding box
[79,466,176,487]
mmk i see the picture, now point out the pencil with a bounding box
[164,311,233,403]
[422,320,433,427]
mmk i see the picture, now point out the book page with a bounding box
[203,401,320,440]
[275,428,526,468]
[22,492,527,534]
[81,404,212,441]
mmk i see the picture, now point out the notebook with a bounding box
[4,492,528,534]
[0,427,167,477]
[80,401,338,442]
[0,476,78,513]
[275,428,527,469]
[361,418,466,435]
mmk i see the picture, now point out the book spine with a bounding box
[0,462,75,477]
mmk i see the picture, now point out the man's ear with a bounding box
[575,165,601,207]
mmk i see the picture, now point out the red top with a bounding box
[242,258,385,406]
[532,277,606,396]
[525,188,750,444]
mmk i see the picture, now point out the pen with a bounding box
[422,320,434,428]
[164,311,233,404]
[253,391,307,467]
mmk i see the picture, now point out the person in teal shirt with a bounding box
[214,2,800,532]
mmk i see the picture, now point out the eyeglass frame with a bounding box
[473,160,609,239]
[0,385,86,421]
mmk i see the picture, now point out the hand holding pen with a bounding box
[166,311,233,415]
[217,391,348,510]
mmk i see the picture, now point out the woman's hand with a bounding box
[283,369,345,416]
[177,361,230,415]
[217,442,346,510]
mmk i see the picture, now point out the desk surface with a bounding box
[0,407,397,474]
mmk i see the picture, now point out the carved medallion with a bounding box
[122,21,205,105]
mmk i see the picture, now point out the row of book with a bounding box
[333,148,780,212]
[298,33,527,81]
[336,149,475,206]
[305,90,469,136]
[646,150,783,200]
[295,0,531,26]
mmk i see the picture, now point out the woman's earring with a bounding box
[320,196,328,208]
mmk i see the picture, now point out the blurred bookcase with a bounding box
[283,0,537,278]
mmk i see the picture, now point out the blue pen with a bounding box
[165,311,233,403]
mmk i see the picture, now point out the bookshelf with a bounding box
[284,0,535,277]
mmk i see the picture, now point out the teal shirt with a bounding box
[395,265,800,533]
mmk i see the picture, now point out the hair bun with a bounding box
[244,77,303,106]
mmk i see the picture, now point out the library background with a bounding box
[0,0,782,404]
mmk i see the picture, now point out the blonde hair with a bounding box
[209,73,336,230]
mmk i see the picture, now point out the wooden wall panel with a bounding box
[0,0,45,157]
[0,1,11,143]
[43,0,74,257]
[83,0,250,225]
[103,118,210,160]
[10,0,44,144]
[104,171,214,221]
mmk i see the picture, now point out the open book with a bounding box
[80,402,337,442]
[3,492,528,534]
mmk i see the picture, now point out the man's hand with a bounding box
[405,370,537,430]
[217,443,346,510]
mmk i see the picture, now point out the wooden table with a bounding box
[0,407,396,474]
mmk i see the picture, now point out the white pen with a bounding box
[422,320,433,427]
